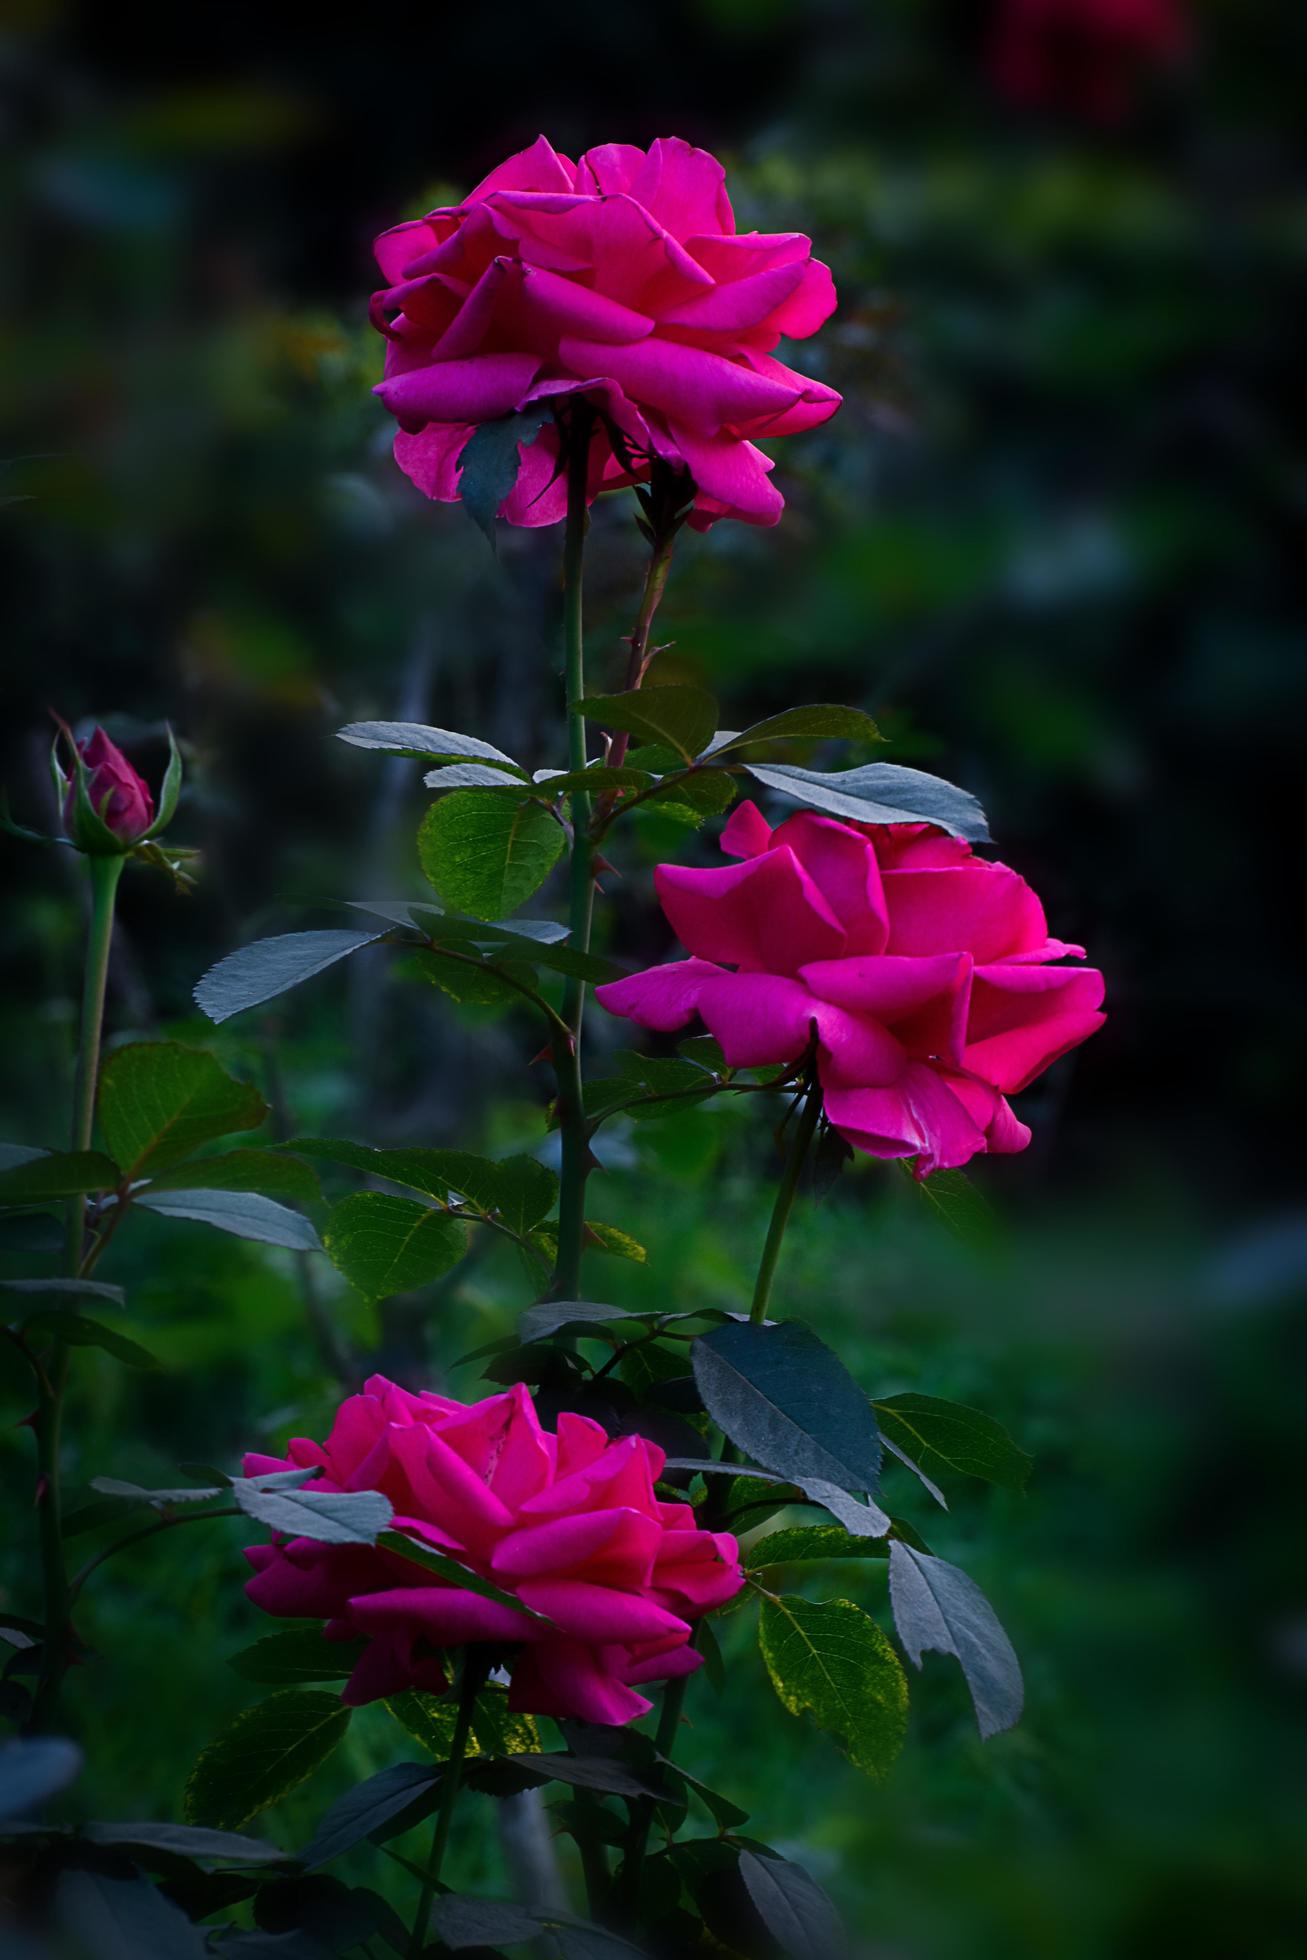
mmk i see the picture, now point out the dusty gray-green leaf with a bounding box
[301,1760,442,1869]
[55,1868,205,1960]
[578,686,719,765]
[887,1543,1023,1738]
[232,1478,392,1546]
[0,1276,125,1310]
[336,720,520,768]
[0,1736,82,1821]
[423,762,531,791]
[98,1041,267,1177]
[82,1820,287,1866]
[692,1321,883,1497]
[458,404,554,540]
[418,791,566,922]
[712,704,881,753]
[90,1476,224,1506]
[739,1849,847,1960]
[323,1192,467,1301]
[183,1690,351,1832]
[27,1315,159,1369]
[873,1393,1032,1493]
[758,1594,908,1780]
[134,1188,322,1253]
[194,929,386,1026]
[745,760,989,841]
[0,1149,121,1205]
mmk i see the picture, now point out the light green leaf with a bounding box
[584,1220,647,1263]
[578,687,719,765]
[323,1193,467,1302]
[745,1524,893,1569]
[873,1393,1031,1492]
[183,1689,351,1831]
[419,791,566,922]
[758,1594,908,1779]
[98,1041,267,1178]
[386,1688,540,1760]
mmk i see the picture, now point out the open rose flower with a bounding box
[596,805,1105,1177]
[991,0,1186,120]
[243,1376,742,1726]
[61,727,156,848]
[370,135,840,530]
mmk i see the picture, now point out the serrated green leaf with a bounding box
[184,1690,351,1832]
[873,1393,1032,1492]
[578,687,719,765]
[746,1524,893,1569]
[711,704,881,753]
[0,1149,121,1204]
[194,929,386,1026]
[585,1220,647,1263]
[323,1193,467,1302]
[227,1630,366,1685]
[758,1594,908,1779]
[645,768,737,817]
[27,1315,160,1368]
[374,1533,546,1619]
[418,791,566,922]
[302,1760,443,1869]
[145,1150,320,1207]
[407,946,539,1011]
[290,1140,555,1236]
[530,765,653,795]
[97,1042,267,1178]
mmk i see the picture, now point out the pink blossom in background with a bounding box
[370,135,840,529]
[596,805,1105,1177]
[62,727,155,844]
[243,1377,742,1726]
[991,0,1187,120]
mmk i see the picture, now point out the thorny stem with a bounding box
[31,851,123,1730]
[551,402,596,1302]
[409,1650,488,1956]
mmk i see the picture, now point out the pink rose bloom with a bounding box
[596,804,1105,1177]
[370,135,840,530]
[62,727,155,844]
[991,0,1187,120]
[242,1376,742,1726]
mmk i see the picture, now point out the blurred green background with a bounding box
[2,2,1305,1954]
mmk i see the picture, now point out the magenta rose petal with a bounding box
[655,852,846,973]
[719,800,775,859]
[374,352,541,427]
[963,964,1108,1094]
[594,957,725,1033]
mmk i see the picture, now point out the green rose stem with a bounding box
[616,1662,691,1919]
[33,850,125,1728]
[408,1648,489,1958]
[550,401,597,1302]
[748,1068,823,1326]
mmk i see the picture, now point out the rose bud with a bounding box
[58,725,173,854]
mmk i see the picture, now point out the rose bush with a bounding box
[61,727,155,845]
[597,804,1105,1175]
[243,1375,743,1725]
[370,134,840,529]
